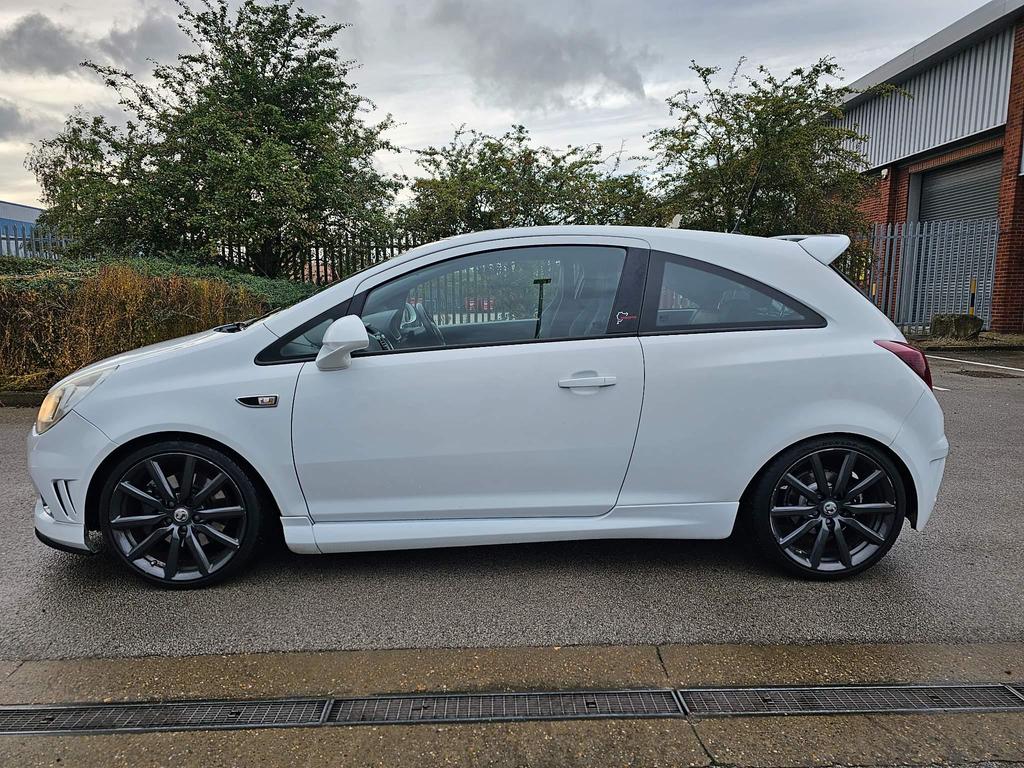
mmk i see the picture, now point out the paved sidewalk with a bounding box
[1,643,1023,767]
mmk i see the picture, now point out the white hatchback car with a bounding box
[28,227,947,587]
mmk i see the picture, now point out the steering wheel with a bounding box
[388,302,444,348]
[411,302,444,347]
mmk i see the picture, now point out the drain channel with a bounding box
[679,684,1024,717]
[0,698,327,736]
[328,690,681,725]
[1,683,1023,736]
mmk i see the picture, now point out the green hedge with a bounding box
[0,257,318,391]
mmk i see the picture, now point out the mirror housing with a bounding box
[315,315,369,371]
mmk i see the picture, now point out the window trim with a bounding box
[639,250,826,336]
[255,244,648,364]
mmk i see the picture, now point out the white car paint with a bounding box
[27,226,947,565]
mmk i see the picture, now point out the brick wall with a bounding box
[858,172,895,224]
[991,22,1024,332]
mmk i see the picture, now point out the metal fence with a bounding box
[841,218,1000,334]
[0,224,69,258]
[217,232,424,285]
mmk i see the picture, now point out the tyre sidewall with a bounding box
[99,440,264,588]
[747,437,907,580]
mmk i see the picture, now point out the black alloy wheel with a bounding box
[747,438,907,579]
[99,441,263,587]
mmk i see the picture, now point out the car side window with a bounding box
[642,252,823,333]
[356,245,627,353]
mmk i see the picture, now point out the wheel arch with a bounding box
[737,431,919,529]
[84,431,282,532]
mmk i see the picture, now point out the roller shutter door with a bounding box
[919,153,1001,222]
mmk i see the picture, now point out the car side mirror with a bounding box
[315,316,369,371]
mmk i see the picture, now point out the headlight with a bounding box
[36,366,117,435]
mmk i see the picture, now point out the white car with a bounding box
[27,227,947,587]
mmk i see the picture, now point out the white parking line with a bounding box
[932,386,950,391]
[926,355,1024,374]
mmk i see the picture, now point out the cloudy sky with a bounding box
[0,0,983,206]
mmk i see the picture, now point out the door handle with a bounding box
[558,375,617,388]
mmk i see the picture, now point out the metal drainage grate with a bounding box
[328,690,682,725]
[3,684,1024,736]
[0,698,328,736]
[679,684,1024,717]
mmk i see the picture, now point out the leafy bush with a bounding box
[0,257,317,391]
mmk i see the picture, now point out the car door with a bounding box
[290,241,647,522]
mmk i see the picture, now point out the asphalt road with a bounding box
[1,352,1022,660]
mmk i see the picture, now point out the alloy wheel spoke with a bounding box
[833,522,853,568]
[778,518,819,549]
[843,469,883,502]
[840,516,886,545]
[808,521,830,568]
[193,505,244,522]
[191,472,227,507]
[126,525,172,560]
[783,473,820,503]
[111,512,168,529]
[146,459,176,504]
[770,505,816,517]
[178,455,196,502]
[164,528,182,579]
[118,481,163,509]
[844,502,896,514]
[194,523,240,550]
[185,529,211,576]
[833,452,856,498]
[810,453,830,498]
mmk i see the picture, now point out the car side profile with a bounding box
[27,226,948,587]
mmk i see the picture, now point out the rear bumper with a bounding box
[891,392,948,529]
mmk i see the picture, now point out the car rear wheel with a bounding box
[99,441,264,588]
[747,437,907,579]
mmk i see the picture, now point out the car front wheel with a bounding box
[747,437,907,579]
[99,441,264,588]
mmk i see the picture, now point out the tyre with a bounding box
[746,437,907,579]
[99,441,264,588]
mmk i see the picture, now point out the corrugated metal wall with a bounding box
[841,26,1014,169]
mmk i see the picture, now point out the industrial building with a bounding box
[842,0,1024,332]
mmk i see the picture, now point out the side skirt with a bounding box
[281,503,738,555]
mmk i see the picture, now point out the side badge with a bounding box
[615,311,637,325]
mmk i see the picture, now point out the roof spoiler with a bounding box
[772,234,851,265]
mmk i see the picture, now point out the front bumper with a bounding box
[28,410,114,554]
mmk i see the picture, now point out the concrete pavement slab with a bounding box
[0,645,665,705]
[659,642,1024,686]
[0,663,20,683]
[692,712,1024,767]
[0,719,711,768]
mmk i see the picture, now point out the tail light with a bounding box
[875,340,933,389]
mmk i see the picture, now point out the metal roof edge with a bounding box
[843,0,1024,109]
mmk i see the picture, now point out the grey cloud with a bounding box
[99,12,188,71]
[0,13,90,75]
[427,0,650,110]
[0,99,31,139]
[0,9,189,77]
